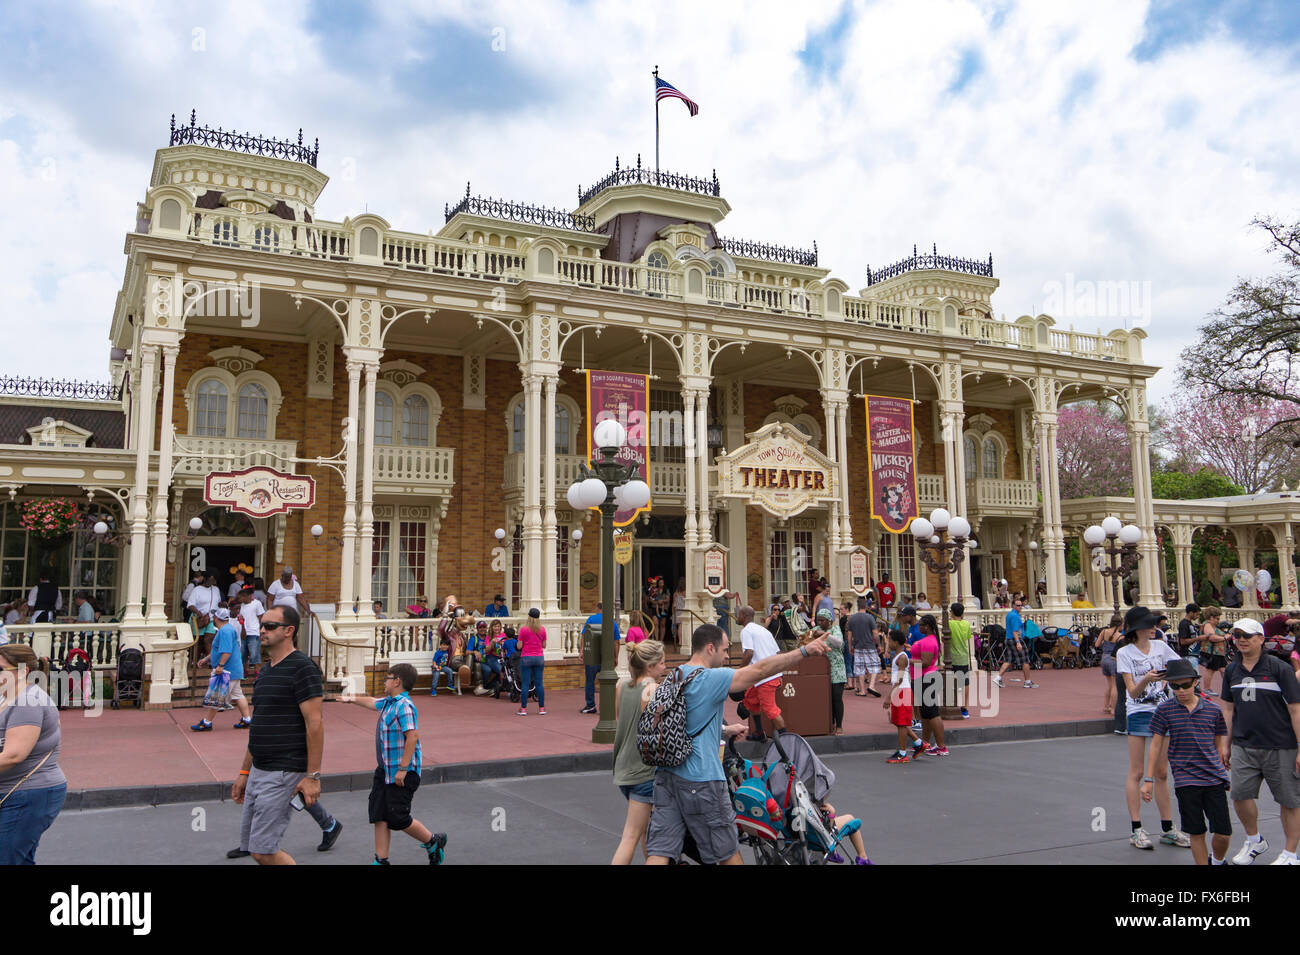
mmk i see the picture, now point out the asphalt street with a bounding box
[37,735,1288,865]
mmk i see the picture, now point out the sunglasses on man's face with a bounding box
[1232,631,1259,640]
[1170,681,1197,691]
[261,621,290,631]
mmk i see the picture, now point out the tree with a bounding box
[1160,386,1300,493]
[1180,216,1300,437]
[1151,467,1244,501]
[1056,402,1133,499]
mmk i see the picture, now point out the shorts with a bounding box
[239,767,304,856]
[1101,657,1116,677]
[889,687,913,727]
[1004,638,1030,668]
[917,671,942,720]
[743,679,782,722]
[950,663,970,686]
[619,780,654,804]
[853,647,881,676]
[228,679,245,702]
[1175,783,1232,837]
[645,772,739,864]
[368,767,420,830]
[1229,745,1300,808]
[1126,710,1154,737]
[1200,654,1226,672]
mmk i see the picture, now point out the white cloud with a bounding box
[1,0,1297,405]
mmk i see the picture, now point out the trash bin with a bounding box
[773,653,833,737]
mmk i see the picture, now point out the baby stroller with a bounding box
[1075,626,1100,668]
[976,624,1005,671]
[725,733,866,866]
[112,646,144,709]
[501,654,539,705]
[52,647,93,710]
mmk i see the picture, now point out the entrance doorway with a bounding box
[637,544,685,643]
[188,544,258,603]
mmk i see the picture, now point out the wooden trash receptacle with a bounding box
[772,653,833,737]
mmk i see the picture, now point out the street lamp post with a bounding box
[1084,516,1143,615]
[566,419,650,744]
[911,508,971,718]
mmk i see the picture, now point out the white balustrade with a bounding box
[173,435,297,478]
[966,478,1037,510]
[917,473,947,507]
[373,445,455,485]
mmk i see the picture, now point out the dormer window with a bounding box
[27,418,92,448]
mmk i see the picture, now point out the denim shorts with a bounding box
[619,780,654,804]
[1126,710,1154,737]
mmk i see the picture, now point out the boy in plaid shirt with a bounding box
[344,663,447,865]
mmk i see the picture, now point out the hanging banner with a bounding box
[865,395,918,534]
[585,370,651,526]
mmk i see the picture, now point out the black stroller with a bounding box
[111,646,144,709]
[976,623,1005,670]
[501,654,538,704]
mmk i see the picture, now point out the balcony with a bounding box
[172,435,297,486]
[966,478,1038,514]
[373,445,455,493]
[918,474,946,509]
[504,453,713,502]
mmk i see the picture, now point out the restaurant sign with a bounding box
[716,422,838,520]
[205,466,316,518]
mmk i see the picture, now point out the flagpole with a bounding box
[653,65,659,179]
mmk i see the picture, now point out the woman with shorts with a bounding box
[1098,612,1123,721]
[1116,606,1187,851]
[610,640,668,864]
[1198,607,1227,696]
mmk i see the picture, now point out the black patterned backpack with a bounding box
[636,666,707,768]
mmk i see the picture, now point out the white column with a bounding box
[942,405,970,601]
[1034,413,1068,609]
[1278,523,1298,609]
[542,374,559,614]
[521,373,544,610]
[836,401,851,544]
[1127,417,1162,605]
[123,344,158,623]
[823,398,840,549]
[357,363,378,619]
[682,387,699,636]
[1237,534,1259,610]
[338,359,361,618]
[146,345,179,624]
[696,386,711,546]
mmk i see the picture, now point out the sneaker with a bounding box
[1268,853,1300,865]
[226,847,250,859]
[910,720,923,732]
[233,718,252,729]
[1024,681,1039,689]
[372,856,390,865]
[1232,837,1269,865]
[516,708,528,716]
[865,688,881,697]
[1114,729,1127,735]
[1160,829,1191,848]
[886,751,909,764]
[1130,828,1154,850]
[911,739,925,756]
[190,720,212,732]
[826,850,845,864]
[960,709,970,719]
[425,832,448,865]
[925,744,941,755]
[931,746,950,757]
[538,707,547,715]
[580,704,598,714]
[473,686,491,696]
[992,675,1004,688]
[317,821,343,852]
[854,856,873,865]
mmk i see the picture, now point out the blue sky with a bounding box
[2,0,1299,404]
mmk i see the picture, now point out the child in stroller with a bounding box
[726,731,871,865]
[498,626,536,704]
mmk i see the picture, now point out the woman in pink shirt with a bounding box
[913,615,948,757]
[623,611,648,646]
[517,608,547,715]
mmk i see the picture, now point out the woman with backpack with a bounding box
[1197,607,1228,696]
[611,640,668,864]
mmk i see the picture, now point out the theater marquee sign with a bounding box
[716,422,838,519]
[205,466,316,518]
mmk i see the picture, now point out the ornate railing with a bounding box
[168,110,319,167]
[579,155,720,205]
[866,245,994,286]
[445,185,595,232]
[0,376,121,401]
[718,236,818,266]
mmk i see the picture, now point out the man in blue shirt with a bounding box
[484,595,510,618]
[994,597,1038,689]
[580,603,621,714]
[191,607,253,730]
[645,623,829,865]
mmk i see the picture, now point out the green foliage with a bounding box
[1151,467,1244,501]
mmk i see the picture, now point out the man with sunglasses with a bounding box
[1143,658,1231,864]
[231,605,326,865]
[1218,616,1300,865]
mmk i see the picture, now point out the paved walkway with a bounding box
[60,666,1115,795]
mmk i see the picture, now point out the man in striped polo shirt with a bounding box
[1142,658,1231,865]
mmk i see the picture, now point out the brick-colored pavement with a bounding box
[58,666,1115,790]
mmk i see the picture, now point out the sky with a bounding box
[1,0,1298,405]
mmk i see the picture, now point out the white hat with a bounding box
[214,607,231,621]
[1231,617,1263,637]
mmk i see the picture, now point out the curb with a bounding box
[62,718,1114,811]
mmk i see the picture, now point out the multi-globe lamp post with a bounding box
[1083,516,1143,614]
[566,419,650,744]
[910,507,971,717]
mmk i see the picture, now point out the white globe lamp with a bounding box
[566,483,586,511]
[1119,524,1142,545]
[593,419,626,449]
[579,477,607,508]
[93,521,109,537]
[910,517,934,540]
[1101,516,1122,537]
[189,516,203,532]
[494,527,506,541]
[1083,525,1105,546]
[948,516,971,539]
[310,524,323,539]
[621,480,651,510]
[571,529,582,542]
[929,508,951,530]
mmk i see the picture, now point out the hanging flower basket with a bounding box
[19,498,82,541]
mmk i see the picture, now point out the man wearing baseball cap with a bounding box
[191,607,252,731]
[1218,615,1300,865]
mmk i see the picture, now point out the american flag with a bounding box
[655,77,699,116]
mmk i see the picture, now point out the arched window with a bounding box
[964,435,978,481]
[982,438,1001,479]
[402,395,429,447]
[555,404,570,455]
[236,383,268,438]
[647,251,669,295]
[373,391,394,446]
[647,251,668,269]
[195,380,228,436]
[511,401,526,454]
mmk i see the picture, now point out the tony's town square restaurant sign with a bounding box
[716,422,838,519]
[205,466,316,518]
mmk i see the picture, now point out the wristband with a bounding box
[1142,776,1154,783]
[239,770,250,776]
[799,646,809,658]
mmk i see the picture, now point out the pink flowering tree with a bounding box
[1055,402,1133,500]
[1160,386,1300,493]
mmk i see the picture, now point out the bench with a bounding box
[388,650,462,693]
